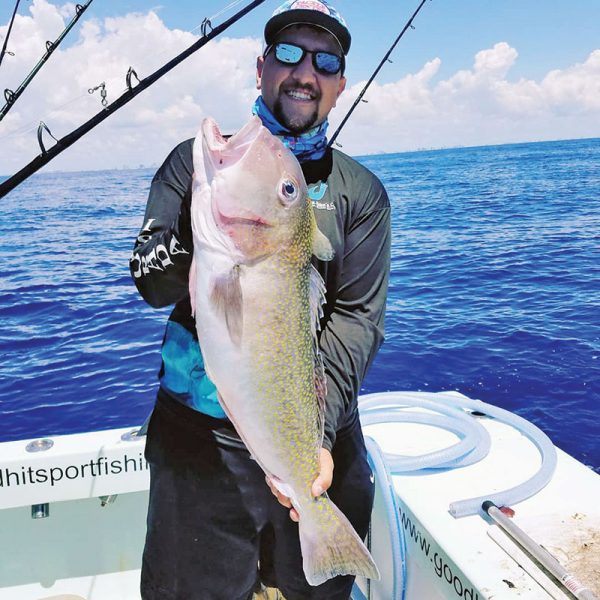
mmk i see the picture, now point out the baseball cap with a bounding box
[264,0,351,55]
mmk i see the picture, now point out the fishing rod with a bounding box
[0,0,22,69]
[0,0,267,199]
[328,0,431,148]
[0,1,94,122]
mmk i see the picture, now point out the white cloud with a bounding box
[0,0,261,173]
[541,50,600,112]
[1,1,599,174]
[331,42,600,154]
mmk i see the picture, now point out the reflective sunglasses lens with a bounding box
[315,52,342,74]
[275,43,303,64]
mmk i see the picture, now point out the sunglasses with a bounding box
[265,42,344,76]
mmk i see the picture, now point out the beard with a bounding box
[273,94,320,134]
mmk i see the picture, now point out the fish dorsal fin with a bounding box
[314,347,327,441]
[310,264,328,439]
[312,224,334,262]
[309,263,327,338]
[210,265,243,346]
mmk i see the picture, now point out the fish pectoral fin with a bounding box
[312,225,334,261]
[209,265,243,345]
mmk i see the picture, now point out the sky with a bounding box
[0,0,599,173]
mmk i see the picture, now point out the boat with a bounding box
[1,390,598,600]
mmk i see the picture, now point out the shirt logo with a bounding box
[308,181,328,201]
[308,182,335,211]
[312,201,336,211]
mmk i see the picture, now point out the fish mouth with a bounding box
[216,210,273,229]
[203,116,278,235]
[202,116,263,171]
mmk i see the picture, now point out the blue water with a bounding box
[1,138,599,472]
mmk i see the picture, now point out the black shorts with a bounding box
[140,390,375,600]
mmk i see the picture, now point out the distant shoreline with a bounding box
[2,136,599,181]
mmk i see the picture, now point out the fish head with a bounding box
[200,116,310,262]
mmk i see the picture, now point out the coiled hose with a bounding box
[352,391,557,600]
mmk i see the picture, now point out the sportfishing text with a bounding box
[0,452,148,488]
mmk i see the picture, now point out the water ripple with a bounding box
[1,142,599,474]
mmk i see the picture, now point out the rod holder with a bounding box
[100,494,118,507]
[31,503,49,519]
[26,438,54,452]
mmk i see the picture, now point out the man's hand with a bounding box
[266,448,334,522]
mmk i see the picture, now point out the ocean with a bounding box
[1,137,599,472]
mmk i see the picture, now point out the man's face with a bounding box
[256,25,347,134]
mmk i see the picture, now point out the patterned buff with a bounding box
[252,96,329,162]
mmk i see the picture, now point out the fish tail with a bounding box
[298,495,380,586]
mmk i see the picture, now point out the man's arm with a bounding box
[130,140,194,308]
[319,181,391,451]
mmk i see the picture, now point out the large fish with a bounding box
[189,116,379,586]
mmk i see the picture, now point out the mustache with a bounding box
[281,83,320,99]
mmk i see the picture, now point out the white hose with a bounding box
[367,435,407,600]
[358,391,557,518]
[352,436,407,600]
[359,393,491,472]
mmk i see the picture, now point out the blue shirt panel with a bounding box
[159,320,226,418]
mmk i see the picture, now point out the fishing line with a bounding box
[0,91,92,143]
[0,0,93,122]
[0,0,267,199]
[108,0,252,85]
[0,2,251,145]
[0,0,22,69]
[207,0,248,24]
[328,0,431,148]
[0,1,258,146]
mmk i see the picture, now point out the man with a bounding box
[130,1,390,599]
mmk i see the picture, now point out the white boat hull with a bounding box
[1,392,598,600]
[0,428,148,600]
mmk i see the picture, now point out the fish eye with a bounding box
[279,179,299,205]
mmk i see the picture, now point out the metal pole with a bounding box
[483,501,599,600]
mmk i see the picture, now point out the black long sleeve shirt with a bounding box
[130,140,391,451]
